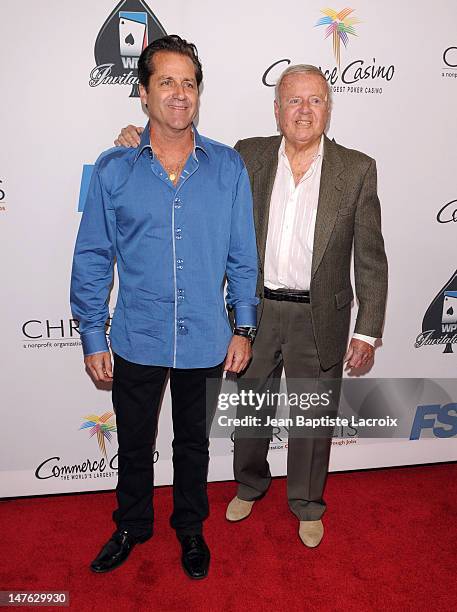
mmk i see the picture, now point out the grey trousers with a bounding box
[234,298,343,521]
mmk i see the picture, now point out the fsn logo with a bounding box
[410,404,457,439]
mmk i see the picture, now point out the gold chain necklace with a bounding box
[155,152,189,183]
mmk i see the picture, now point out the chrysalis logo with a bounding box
[80,412,117,458]
[315,7,361,69]
[89,0,167,97]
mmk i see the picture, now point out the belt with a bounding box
[264,286,310,303]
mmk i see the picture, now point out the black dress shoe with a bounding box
[90,530,149,573]
[180,534,210,580]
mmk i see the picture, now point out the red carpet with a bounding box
[1,464,456,612]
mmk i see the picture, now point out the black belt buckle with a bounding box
[264,287,310,303]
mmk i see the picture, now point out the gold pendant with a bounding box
[169,172,176,181]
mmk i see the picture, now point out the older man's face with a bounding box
[274,72,329,148]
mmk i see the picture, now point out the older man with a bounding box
[116,63,388,548]
[71,35,258,578]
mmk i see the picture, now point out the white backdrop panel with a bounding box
[1,0,456,497]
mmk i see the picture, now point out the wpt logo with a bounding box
[89,0,166,97]
[410,404,457,439]
[415,271,457,353]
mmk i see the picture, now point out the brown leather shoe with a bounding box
[225,496,255,522]
[298,520,324,547]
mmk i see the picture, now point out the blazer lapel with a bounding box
[251,137,281,264]
[312,135,345,278]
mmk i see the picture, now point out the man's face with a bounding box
[274,72,330,148]
[139,51,199,134]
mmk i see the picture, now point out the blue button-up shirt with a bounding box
[70,125,258,368]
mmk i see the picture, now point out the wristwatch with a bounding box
[234,326,257,343]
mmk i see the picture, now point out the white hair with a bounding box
[274,64,332,111]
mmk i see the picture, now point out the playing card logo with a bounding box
[89,0,167,97]
[415,271,457,353]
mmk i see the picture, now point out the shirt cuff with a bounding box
[234,305,257,328]
[81,330,109,356]
[352,333,377,347]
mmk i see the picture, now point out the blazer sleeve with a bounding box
[353,159,388,338]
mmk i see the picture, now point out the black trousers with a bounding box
[112,353,223,540]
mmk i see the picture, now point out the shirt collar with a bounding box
[278,134,324,164]
[134,122,208,163]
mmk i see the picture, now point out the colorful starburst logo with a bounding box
[315,8,361,69]
[80,412,117,458]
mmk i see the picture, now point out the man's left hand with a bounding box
[344,338,374,371]
[224,336,252,373]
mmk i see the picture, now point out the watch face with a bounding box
[247,328,257,340]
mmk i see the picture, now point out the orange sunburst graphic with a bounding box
[315,8,361,69]
[80,412,117,458]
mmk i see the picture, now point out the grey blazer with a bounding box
[235,134,388,370]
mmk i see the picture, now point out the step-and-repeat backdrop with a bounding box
[1,0,456,497]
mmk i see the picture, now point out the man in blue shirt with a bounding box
[70,35,258,579]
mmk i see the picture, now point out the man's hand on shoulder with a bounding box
[224,336,252,374]
[114,125,143,148]
[344,338,374,372]
[84,351,113,382]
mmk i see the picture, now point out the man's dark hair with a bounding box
[138,34,203,90]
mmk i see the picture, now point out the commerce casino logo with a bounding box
[262,7,395,96]
[89,0,167,97]
[315,7,360,70]
[35,412,159,481]
[437,199,457,224]
[35,412,118,481]
[80,412,117,459]
[415,271,457,353]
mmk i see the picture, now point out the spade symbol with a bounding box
[422,269,457,353]
[447,307,454,316]
[94,0,167,98]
